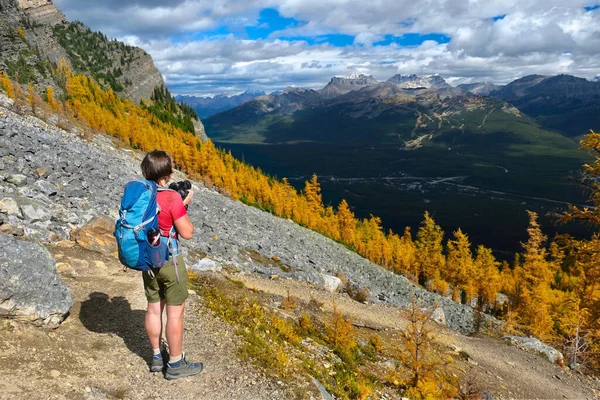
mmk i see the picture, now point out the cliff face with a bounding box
[17,0,65,25]
[120,47,164,103]
[0,0,163,103]
[320,74,379,99]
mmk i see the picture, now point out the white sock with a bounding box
[152,348,161,356]
[169,354,182,364]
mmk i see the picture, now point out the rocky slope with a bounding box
[457,81,501,96]
[17,0,64,25]
[0,90,478,333]
[488,74,600,137]
[2,91,600,399]
[0,0,163,102]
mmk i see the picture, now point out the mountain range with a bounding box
[176,89,266,118]
[203,72,596,254]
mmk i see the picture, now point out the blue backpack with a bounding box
[114,180,170,272]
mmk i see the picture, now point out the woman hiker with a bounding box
[141,150,203,380]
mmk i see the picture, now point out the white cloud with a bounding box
[53,0,600,95]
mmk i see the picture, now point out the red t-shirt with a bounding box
[157,190,187,237]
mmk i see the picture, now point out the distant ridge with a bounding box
[457,81,500,96]
[320,74,379,99]
[386,74,448,89]
[176,89,266,118]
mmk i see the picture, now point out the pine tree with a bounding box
[445,229,475,303]
[513,211,555,339]
[396,296,456,399]
[337,199,356,245]
[45,86,58,111]
[303,173,324,215]
[415,212,445,287]
[27,83,35,114]
[473,245,500,312]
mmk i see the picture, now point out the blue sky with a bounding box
[54,0,600,96]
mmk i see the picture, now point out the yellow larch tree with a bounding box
[445,228,475,303]
[414,211,445,288]
[337,199,357,245]
[0,73,15,98]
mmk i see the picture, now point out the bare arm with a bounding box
[173,214,194,240]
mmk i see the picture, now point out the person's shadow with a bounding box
[79,292,148,363]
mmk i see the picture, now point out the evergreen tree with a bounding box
[415,212,445,287]
[445,229,475,303]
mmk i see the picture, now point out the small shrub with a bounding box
[202,175,214,189]
[396,296,457,399]
[298,313,316,336]
[224,276,245,288]
[324,305,357,359]
[456,369,484,400]
[17,27,26,41]
[369,334,383,353]
[271,314,301,345]
[357,380,373,400]
[335,271,347,284]
[105,387,129,400]
[281,289,297,312]
[309,296,324,308]
[0,73,15,98]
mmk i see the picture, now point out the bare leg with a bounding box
[166,303,185,356]
[145,300,166,349]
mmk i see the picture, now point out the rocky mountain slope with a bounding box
[320,74,379,99]
[488,74,600,137]
[457,81,500,96]
[386,74,448,89]
[0,0,162,102]
[0,91,475,332]
[1,93,599,399]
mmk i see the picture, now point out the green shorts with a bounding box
[143,254,188,306]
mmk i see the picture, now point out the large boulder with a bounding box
[321,274,342,293]
[70,215,117,256]
[503,336,564,364]
[0,234,72,328]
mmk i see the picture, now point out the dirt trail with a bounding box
[0,244,290,400]
[237,274,600,400]
[1,242,599,400]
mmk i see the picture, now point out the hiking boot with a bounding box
[150,347,169,372]
[164,353,203,380]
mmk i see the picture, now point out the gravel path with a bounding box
[0,244,291,400]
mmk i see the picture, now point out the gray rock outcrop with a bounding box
[503,336,564,364]
[17,0,65,25]
[0,233,72,327]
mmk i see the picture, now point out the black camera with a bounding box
[169,180,192,204]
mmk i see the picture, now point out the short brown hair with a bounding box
[141,150,172,182]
